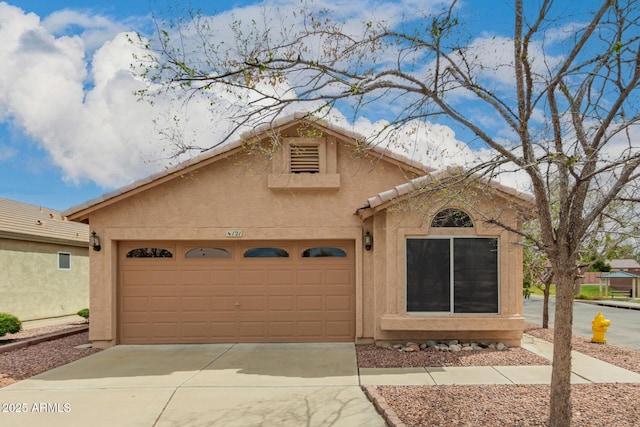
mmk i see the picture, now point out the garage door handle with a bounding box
[234,302,240,307]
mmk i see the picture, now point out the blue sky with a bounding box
[0,0,590,211]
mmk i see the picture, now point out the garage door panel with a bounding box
[297,295,324,311]
[181,296,210,312]
[119,240,354,344]
[326,295,352,311]
[238,322,267,338]
[268,270,295,284]
[297,270,323,285]
[268,295,294,311]
[147,270,180,285]
[297,321,324,337]
[210,270,236,285]
[121,297,148,313]
[211,296,236,311]
[150,296,179,312]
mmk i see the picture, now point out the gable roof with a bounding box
[610,259,640,270]
[0,198,88,247]
[599,270,640,279]
[63,113,430,222]
[357,166,536,220]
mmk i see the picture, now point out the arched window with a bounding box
[185,247,231,259]
[431,208,474,228]
[302,247,347,257]
[243,247,290,258]
[126,248,173,258]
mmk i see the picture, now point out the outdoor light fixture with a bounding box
[364,231,373,251]
[90,231,101,251]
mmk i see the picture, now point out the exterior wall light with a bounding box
[364,231,373,251]
[90,231,101,251]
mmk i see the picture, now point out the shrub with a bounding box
[77,308,89,320]
[0,313,22,337]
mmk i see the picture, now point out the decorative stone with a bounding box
[403,346,416,352]
[448,340,459,346]
[426,340,438,347]
[393,344,404,350]
[461,346,474,351]
[488,343,497,350]
[471,344,483,350]
[419,343,428,350]
[496,343,508,351]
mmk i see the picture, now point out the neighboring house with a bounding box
[608,259,640,291]
[0,198,89,321]
[64,114,533,348]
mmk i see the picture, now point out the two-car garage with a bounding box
[118,240,355,344]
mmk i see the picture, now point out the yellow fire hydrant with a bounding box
[591,312,611,344]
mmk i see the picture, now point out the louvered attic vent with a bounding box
[290,145,320,173]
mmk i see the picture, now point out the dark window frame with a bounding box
[58,252,71,270]
[406,236,499,314]
[301,247,347,257]
[185,247,232,259]
[243,247,290,258]
[125,248,174,258]
[431,208,474,228]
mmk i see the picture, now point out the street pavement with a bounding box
[523,295,640,350]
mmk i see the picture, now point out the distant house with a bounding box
[64,114,533,349]
[0,198,89,321]
[608,259,640,291]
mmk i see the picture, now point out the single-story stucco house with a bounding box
[0,198,89,321]
[64,114,533,349]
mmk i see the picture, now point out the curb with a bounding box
[362,385,406,427]
[576,299,640,311]
[0,325,89,354]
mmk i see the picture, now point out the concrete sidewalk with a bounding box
[359,334,640,386]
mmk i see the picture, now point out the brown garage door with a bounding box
[118,240,354,344]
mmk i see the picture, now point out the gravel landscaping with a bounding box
[0,323,101,388]
[3,321,640,425]
[366,323,640,426]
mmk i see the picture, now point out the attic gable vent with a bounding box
[290,145,320,173]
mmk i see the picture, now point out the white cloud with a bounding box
[0,0,525,193]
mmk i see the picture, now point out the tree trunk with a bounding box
[548,271,575,426]
[543,285,550,329]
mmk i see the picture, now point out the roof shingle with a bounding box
[0,198,88,247]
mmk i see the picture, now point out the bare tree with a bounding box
[134,0,640,425]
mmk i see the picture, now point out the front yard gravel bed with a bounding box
[356,343,550,367]
[374,383,640,427]
[0,331,101,388]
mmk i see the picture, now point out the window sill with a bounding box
[380,314,524,331]
[268,173,340,190]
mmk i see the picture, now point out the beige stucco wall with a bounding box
[0,238,89,321]
[369,189,525,346]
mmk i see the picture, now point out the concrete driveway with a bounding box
[0,343,385,427]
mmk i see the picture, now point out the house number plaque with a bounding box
[226,230,243,238]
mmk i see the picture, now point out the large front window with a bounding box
[406,237,499,313]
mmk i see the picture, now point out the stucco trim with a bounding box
[268,173,341,189]
[379,314,525,331]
